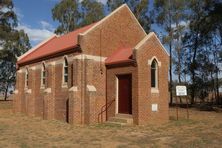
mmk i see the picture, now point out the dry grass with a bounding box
[0,101,222,148]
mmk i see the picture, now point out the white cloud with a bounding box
[96,0,107,4]
[79,0,107,4]
[13,7,24,21]
[171,21,190,29]
[48,0,60,2]
[40,20,54,31]
[51,0,107,3]
[16,23,54,42]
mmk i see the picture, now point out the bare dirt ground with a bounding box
[0,101,222,148]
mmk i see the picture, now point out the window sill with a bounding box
[25,89,32,94]
[69,86,78,92]
[62,83,68,88]
[151,88,159,94]
[40,85,46,90]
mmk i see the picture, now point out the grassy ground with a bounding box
[0,102,222,148]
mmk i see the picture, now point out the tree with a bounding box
[52,0,80,34]
[52,0,105,35]
[80,0,104,26]
[183,0,222,104]
[154,0,188,105]
[107,0,151,32]
[0,0,31,100]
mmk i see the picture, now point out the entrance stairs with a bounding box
[105,114,133,126]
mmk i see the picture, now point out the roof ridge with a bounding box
[134,32,169,56]
[80,4,146,36]
[58,22,98,38]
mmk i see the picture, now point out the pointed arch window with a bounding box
[41,63,46,87]
[63,57,68,84]
[25,68,29,88]
[151,59,158,88]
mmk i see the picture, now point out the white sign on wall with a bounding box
[152,104,158,112]
[176,85,187,96]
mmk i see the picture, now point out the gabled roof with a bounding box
[106,32,169,66]
[105,47,133,65]
[134,32,169,56]
[81,4,146,36]
[17,23,96,65]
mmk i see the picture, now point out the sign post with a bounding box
[176,85,189,120]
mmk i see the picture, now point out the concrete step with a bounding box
[115,113,133,118]
[105,121,126,126]
[106,114,133,126]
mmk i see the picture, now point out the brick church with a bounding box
[13,4,169,125]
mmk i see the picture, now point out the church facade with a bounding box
[13,4,169,125]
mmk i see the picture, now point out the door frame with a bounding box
[115,73,132,114]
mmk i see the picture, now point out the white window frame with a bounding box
[115,76,119,114]
[25,68,29,89]
[41,62,46,88]
[151,59,158,89]
[62,56,69,87]
[148,57,161,93]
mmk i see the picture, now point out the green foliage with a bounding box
[80,0,104,26]
[154,0,188,105]
[154,0,222,105]
[52,0,104,35]
[107,0,151,32]
[52,0,80,34]
[0,0,31,99]
[182,0,222,104]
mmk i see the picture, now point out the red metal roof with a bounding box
[105,47,133,65]
[18,23,96,65]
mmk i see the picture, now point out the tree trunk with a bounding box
[4,83,9,101]
[216,68,219,105]
[190,35,199,105]
[169,4,173,106]
[190,72,195,105]
[169,41,173,106]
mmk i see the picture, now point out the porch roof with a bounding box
[105,47,133,65]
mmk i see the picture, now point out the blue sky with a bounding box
[13,0,161,47]
[12,0,222,83]
[13,0,62,46]
[13,0,108,46]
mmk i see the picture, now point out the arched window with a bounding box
[63,57,68,84]
[151,59,158,88]
[41,63,46,87]
[25,68,29,88]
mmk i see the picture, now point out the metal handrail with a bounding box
[98,99,115,123]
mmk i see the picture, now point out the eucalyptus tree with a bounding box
[0,0,31,100]
[183,0,222,104]
[80,0,105,26]
[154,0,188,105]
[107,0,151,32]
[52,0,80,34]
[52,0,105,35]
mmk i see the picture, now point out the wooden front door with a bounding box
[118,74,132,114]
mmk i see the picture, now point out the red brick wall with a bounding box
[106,34,169,125]
[79,5,146,57]
[14,5,169,125]
[134,35,169,125]
[106,66,139,124]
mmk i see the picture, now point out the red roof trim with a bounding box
[17,36,57,64]
[18,46,81,67]
[17,23,97,65]
[105,47,133,65]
